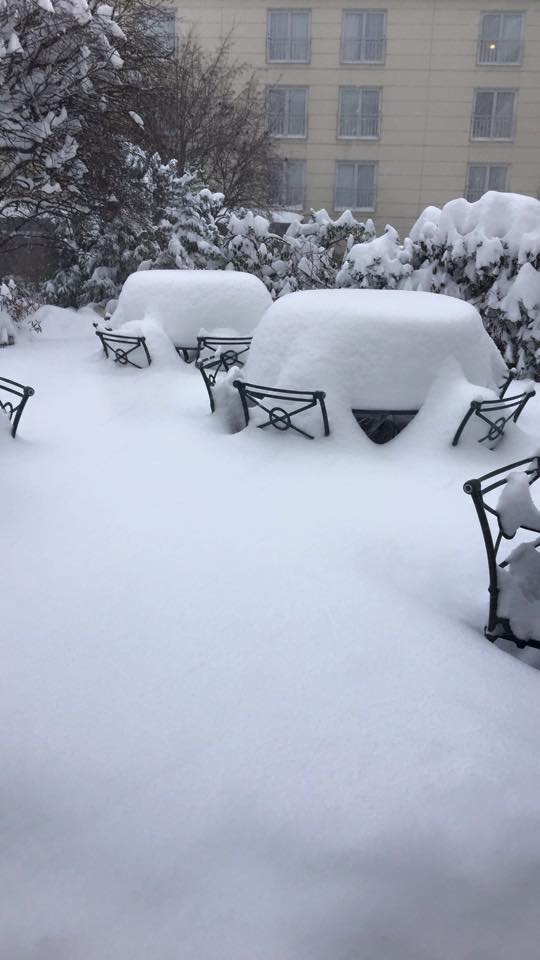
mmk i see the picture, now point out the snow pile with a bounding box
[111,270,272,345]
[242,289,507,434]
[0,305,15,345]
[338,193,540,378]
[498,472,540,537]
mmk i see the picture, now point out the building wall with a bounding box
[174,0,540,234]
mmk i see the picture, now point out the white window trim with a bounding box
[470,88,518,142]
[340,9,387,65]
[477,11,525,66]
[266,86,309,139]
[465,163,510,202]
[334,161,377,212]
[337,87,382,140]
[266,8,312,64]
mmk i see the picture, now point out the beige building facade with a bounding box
[172,0,540,233]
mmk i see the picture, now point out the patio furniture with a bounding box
[0,375,35,437]
[452,370,535,448]
[352,408,418,444]
[464,455,540,648]
[233,380,330,439]
[94,325,152,368]
[197,336,252,413]
[175,345,199,364]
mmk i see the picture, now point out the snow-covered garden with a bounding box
[3,255,540,956]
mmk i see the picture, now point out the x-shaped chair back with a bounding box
[464,455,540,647]
[233,380,330,439]
[453,379,536,448]
[95,328,151,368]
[0,375,35,438]
[197,337,252,413]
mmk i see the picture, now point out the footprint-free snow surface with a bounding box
[3,308,540,960]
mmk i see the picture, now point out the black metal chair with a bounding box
[233,380,330,439]
[197,336,252,413]
[0,375,35,438]
[94,325,151,368]
[453,370,535,448]
[464,455,540,649]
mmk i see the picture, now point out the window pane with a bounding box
[286,162,304,206]
[480,13,500,41]
[356,164,375,209]
[268,11,288,39]
[288,88,307,135]
[494,91,514,137]
[500,14,522,62]
[290,11,309,60]
[267,88,286,135]
[365,11,384,37]
[339,88,359,136]
[467,165,487,200]
[336,163,355,208]
[488,166,508,191]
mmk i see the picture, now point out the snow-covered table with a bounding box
[109,269,272,359]
[242,289,508,438]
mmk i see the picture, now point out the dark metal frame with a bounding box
[464,455,540,648]
[94,326,151,368]
[452,370,535,448]
[0,375,35,438]
[233,380,330,439]
[175,345,199,364]
[352,408,418,444]
[196,336,252,413]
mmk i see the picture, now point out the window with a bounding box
[478,12,524,65]
[267,87,308,137]
[148,8,176,56]
[338,87,381,138]
[465,164,509,202]
[267,9,311,62]
[341,10,386,63]
[335,162,376,210]
[471,89,516,140]
[270,160,306,208]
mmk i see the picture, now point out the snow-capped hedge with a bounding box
[338,192,540,378]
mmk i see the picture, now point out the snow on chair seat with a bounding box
[464,456,540,648]
[94,325,151,369]
[233,381,330,440]
[196,336,252,413]
[452,370,535,448]
[0,375,35,438]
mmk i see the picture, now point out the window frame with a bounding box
[334,161,377,212]
[340,9,387,65]
[465,163,510,203]
[147,7,177,57]
[266,8,312,64]
[470,88,517,141]
[337,86,382,140]
[270,158,306,210]
[477,11,525,66]
[266,85,309,139]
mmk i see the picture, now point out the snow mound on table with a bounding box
[110,318,180,367]
[110,270,272,345]
[0,307,15,345]
[410,192,540,265]
[242,289,507,435]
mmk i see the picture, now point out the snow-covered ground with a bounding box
[3,308,540,959]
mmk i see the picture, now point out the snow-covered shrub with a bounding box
[337,225,412,289]
[222,208,374,297]
[0,278,41,342]
[338,193,540,378]
[46,155,225,307]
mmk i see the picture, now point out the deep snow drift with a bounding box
[3,307,540,960]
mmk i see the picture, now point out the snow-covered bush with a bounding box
[338,193,540,378]
[0,278,41,342]
[46,155,224,307]
[222,208,374,298]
